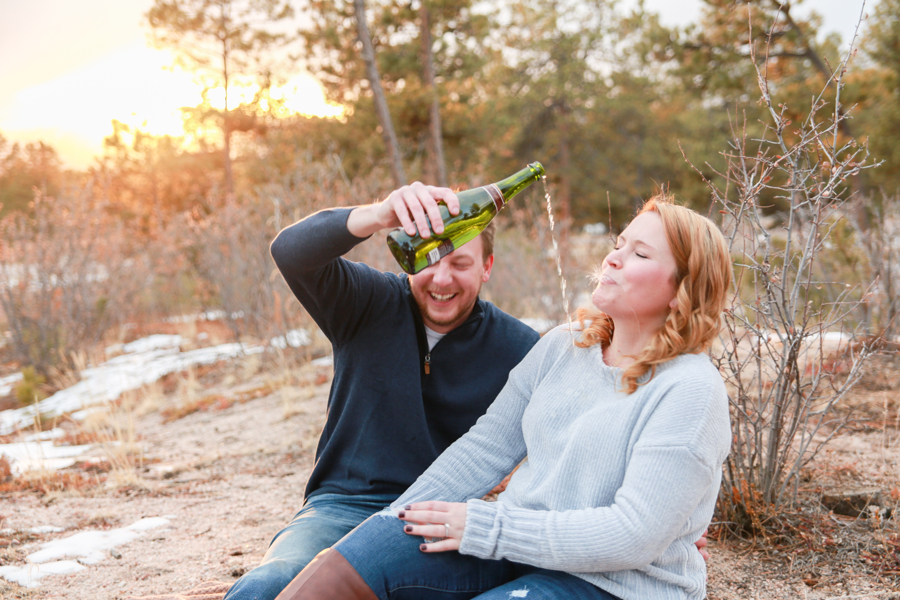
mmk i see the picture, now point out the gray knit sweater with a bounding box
[391,325,731,600]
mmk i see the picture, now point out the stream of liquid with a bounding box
[540,177,575,343]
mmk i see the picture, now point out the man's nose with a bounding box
[432,260,453,285]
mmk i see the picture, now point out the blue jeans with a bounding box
[224,493,398,600]
[334,513,622,600]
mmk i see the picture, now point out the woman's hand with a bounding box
[696,528,710,561]
[398,501,468,553]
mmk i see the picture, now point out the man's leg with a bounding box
[224,493,396,600]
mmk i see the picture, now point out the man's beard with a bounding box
[411,279,483,331]
[415,294,479,328]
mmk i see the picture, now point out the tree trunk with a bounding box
[419,3,447,186]
[220,6,235,199]
[354,0,406,187]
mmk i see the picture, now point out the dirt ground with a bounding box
[1,355,898,600]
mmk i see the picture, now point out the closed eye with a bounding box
[614,245,647,259]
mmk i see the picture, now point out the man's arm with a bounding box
[269,182,463,344]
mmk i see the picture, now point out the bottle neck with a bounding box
[494,163,544,201]
[485,183,505,212]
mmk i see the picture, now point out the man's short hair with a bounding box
[480,220,496,261]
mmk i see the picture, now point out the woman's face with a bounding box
[592,211,678,327]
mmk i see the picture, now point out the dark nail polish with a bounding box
[404,505,412,510]
[404,525,412,533]
[398,511,405,518]
[420,544,427,551]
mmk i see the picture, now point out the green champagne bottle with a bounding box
[386,162,545,274]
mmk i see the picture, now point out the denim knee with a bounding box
[335,514,515,599]
[224,559,300,600]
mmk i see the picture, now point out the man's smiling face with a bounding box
[408,234,494,334]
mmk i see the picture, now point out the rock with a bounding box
[821,488,891,518]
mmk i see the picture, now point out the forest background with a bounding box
[4,0,900,366]
[1,0,900,577]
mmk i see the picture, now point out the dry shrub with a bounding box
[851,193,900,339]
[685,28,881,533]
[0,470,101,495]
[0,455,11,481]
[0,186,151,376]
[179,160,394,343]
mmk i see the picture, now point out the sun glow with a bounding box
[202,78,344,120]
[0,43,342,169]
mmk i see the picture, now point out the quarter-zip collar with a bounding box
[404,276,486,377]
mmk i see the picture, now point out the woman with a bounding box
[275,195,733,600]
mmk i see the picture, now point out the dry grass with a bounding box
[711,348,900,590]
[710,498,900,590]
[159,383,277,423]
[0,345,325,500]
[0,470,104,495]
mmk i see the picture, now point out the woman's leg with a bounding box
[279,512,517,600]
[473,569,622,600]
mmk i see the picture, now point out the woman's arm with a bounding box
[454,376,731,572]
[402,366,731,570]
[459,444,719,571]
[389,328,570,511]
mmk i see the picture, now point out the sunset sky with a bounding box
[0,0,871,169]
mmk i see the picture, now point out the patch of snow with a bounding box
[311,355,333,367]
[817,331,852,343]
[520,318,557,334]
[583,222,608,235]
[0,328,312,472]
[0,517,170,588]
[0,560,85,587]
[121,334,182,354]
[0,439,95,475]
[163,310,245,324]
[23,428,66,442]
[0,336,262,436]
[0,372,23,396]
[29,526,65,534]
[270,329,311,349]
[0,526,65,535]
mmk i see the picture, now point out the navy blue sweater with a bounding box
[270,208,540,499]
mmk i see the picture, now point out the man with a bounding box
[225,183,541,600]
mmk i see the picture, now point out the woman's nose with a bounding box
[604,251,622,269]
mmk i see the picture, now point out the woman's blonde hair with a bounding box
[576,193,732,393]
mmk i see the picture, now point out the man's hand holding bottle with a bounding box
[347,182,459,239]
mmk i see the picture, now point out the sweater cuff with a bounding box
[332,207,372,242]
[459,499,501,559]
